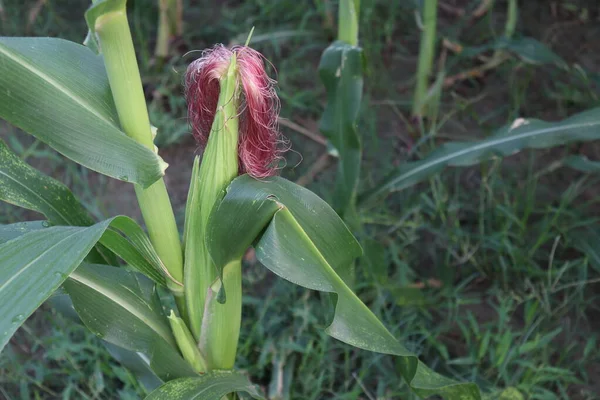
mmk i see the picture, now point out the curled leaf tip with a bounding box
[185,44,288,179]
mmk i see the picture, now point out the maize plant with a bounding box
[319,0,363,219]
[0,0,483,398]
[155,0,183,60]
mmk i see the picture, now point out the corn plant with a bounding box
[359,0,600,206]
[155,0,183,60]
[412,0,438,118]
[0,0,482,398]
[318,0,363,219]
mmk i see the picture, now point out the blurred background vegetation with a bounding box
[1,0,600,399]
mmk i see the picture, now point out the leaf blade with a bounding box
[145,371,264,400]
[0,220,113,351]
[64,263,197,381]
[319,41,363,216]
[361,108,600,204]
[208,175,480,399]
[0,37,165,187]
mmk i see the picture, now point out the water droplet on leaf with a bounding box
[11,314,24,324]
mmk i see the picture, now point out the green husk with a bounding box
[184,54,242,370]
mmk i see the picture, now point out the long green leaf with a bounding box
[0,141,95,226]
[0,219,114,351]
[145,371,264,400]
[361,108,600,204]
[207,175,480,399]
[0,140,175,284]
[319,41,363,217]
[64,263,196,381]
[0,36,166,187]
[0,139,115,265]
[47,291,164,393]
[46,270,169,394]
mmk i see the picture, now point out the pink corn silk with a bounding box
[185,45,283,178]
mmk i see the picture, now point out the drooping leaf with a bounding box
[319,41,363,217]
[47,291,164,393]
[104,342,163,393]
[0,219,114,351]
[99,216,180,287]
[0,139,115,264]
[361,108,600,204]
[64,263,196,381]
[0,140,175,284]
[207,175,481,399]
[0,141,95,226]
[0,36,166,187]
[145,371,264,400]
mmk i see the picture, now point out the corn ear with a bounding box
[183,54,242,370]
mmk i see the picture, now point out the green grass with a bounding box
[1,0,600,399]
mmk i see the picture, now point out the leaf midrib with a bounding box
[0,41,117,128]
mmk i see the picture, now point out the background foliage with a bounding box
[1,0,600,399]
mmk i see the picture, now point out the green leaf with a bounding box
[0,219,115,351]
[145,371,264,400]
[0,140,95,226]
[362,108,600,204]
[207,175,360,285]
[0,140,175,284]
[500,37,567,68]
[64,263,196,381]
[460,37,567,69]
[47,291,164,393]
[99,216,180,287]
[104,342,163,393]
[0,36,166,187]
[564,155,600,173]
[0,221,45,244]
[569,227,600,274]
[207,175,481,399]
[319,41,363,217]
[0,139,116,265]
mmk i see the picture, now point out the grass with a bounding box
[1,0,600,399]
